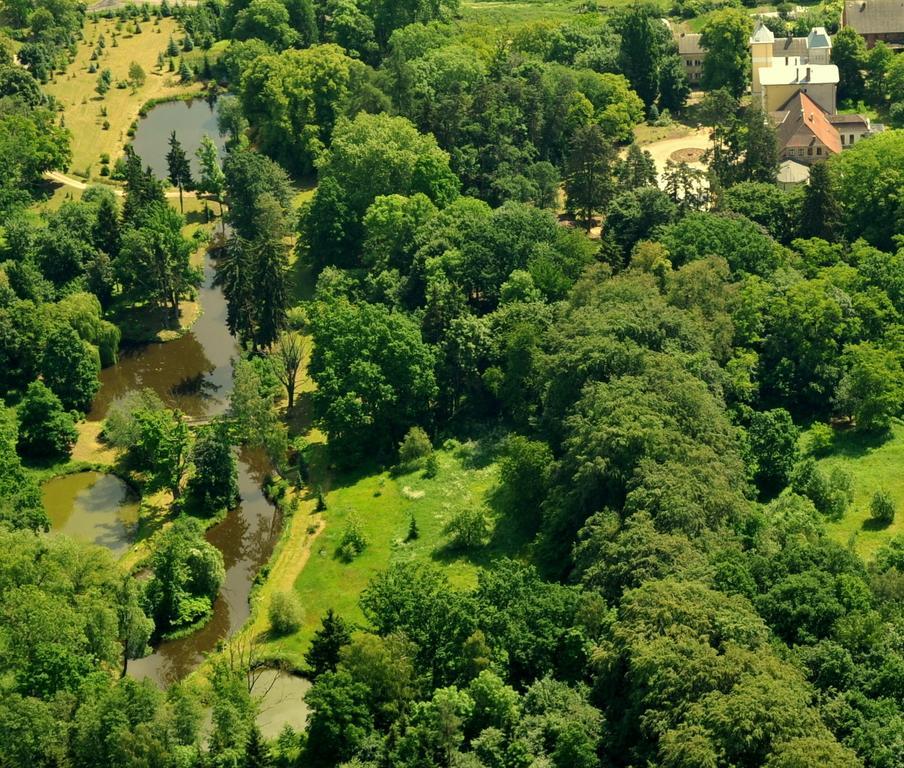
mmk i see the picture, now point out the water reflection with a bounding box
[85,246,282,686]
[44,472,138,558]
[255,671,311,739]
[130,98,227,180]
[90,259,235,421]
[129,448,282,686]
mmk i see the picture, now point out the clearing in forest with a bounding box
[815,421,904,559]
[44,16,202,179]
[260,442,527,668]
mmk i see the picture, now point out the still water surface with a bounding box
[43,472,138,559]
[89,257,234,421]
[82,243,280,686]
[130,97,227,179]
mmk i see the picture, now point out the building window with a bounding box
[816,147,822,155]
[808,147,813,156]
[840,135,845,145]
[850,134,855,144]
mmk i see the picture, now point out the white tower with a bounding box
[750,20,775,104]
[806,27,832,64]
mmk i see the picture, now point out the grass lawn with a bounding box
[809,420,904,560]
[633,121,695,144]
[459,0,581,26]
[44,15,201,179]
[259,440,526,667]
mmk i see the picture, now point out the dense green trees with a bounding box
[0,404,46,531]
[2,4,904,766]
[216,150,294,349]
[144,516,225,634]
[614,2,688,111]
[186,422,239,512]
[0,99,71,214]
[16,380,77,459]
[564,124,616,229]
[308,297,437,460]
[832,27,867,102]
[700,8,752,96]
[829,131,904,250]
[300,112,458,269]
[240,44,364,173]
[0,527,153,710]
[41,323,101,413]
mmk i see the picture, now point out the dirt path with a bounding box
[45,171,197,199]
[243,495,326,643]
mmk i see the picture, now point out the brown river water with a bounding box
[44,102,308,727]
[49,250,282,687]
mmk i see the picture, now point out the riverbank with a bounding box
[43,16,204,178]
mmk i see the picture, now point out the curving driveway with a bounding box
[641,127,712,183]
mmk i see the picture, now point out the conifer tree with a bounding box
[304,609,351,680]
[800,161,841,241]
[166,130,192,213]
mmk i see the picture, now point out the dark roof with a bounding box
[828,113,871,126]
[844,0,904,34]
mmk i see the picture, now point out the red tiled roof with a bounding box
[772,92,842,155]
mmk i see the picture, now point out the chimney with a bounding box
[807,66,811,79]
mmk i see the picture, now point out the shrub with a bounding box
[423,453,439,479]
[870,490,896,526]
[805,423,834,457]
[445,506,493,550]
[407,515,419,541]
[337,516,367,562]
[399,426,433,465]
[269,591,304,635]
[16,381,78,459]
[790,459,853,520]
[103,388,165,449]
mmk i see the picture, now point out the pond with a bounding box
[126,448,282,686]
[255,670,311,739]
[130,97,227,180]
[44,472,139,559]
[89,256,235,421]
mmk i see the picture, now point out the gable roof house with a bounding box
[769,91,879,183]
[772,92,842,164]
[842,0,904,47]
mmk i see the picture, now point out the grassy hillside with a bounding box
[812,421,904,560]
[44,16,202,178]
[260,439,530,667]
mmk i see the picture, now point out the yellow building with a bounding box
[750,21,839,114]
[750,21,776,104]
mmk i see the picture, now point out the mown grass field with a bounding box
[44,15,201,178]
[260,442,523,667]
[810,421,904,560]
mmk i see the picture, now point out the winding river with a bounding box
[43,101,308,731]
[82,250,283,687]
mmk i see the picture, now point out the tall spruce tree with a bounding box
[166,130,192,213]
[564,124,616,230]
[304,609,352,680]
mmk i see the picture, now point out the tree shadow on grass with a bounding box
[184,208,209,226]
[285,391,315,435]
[430,483,535,573]
[862,517,894,532]
[825,425,895,459]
